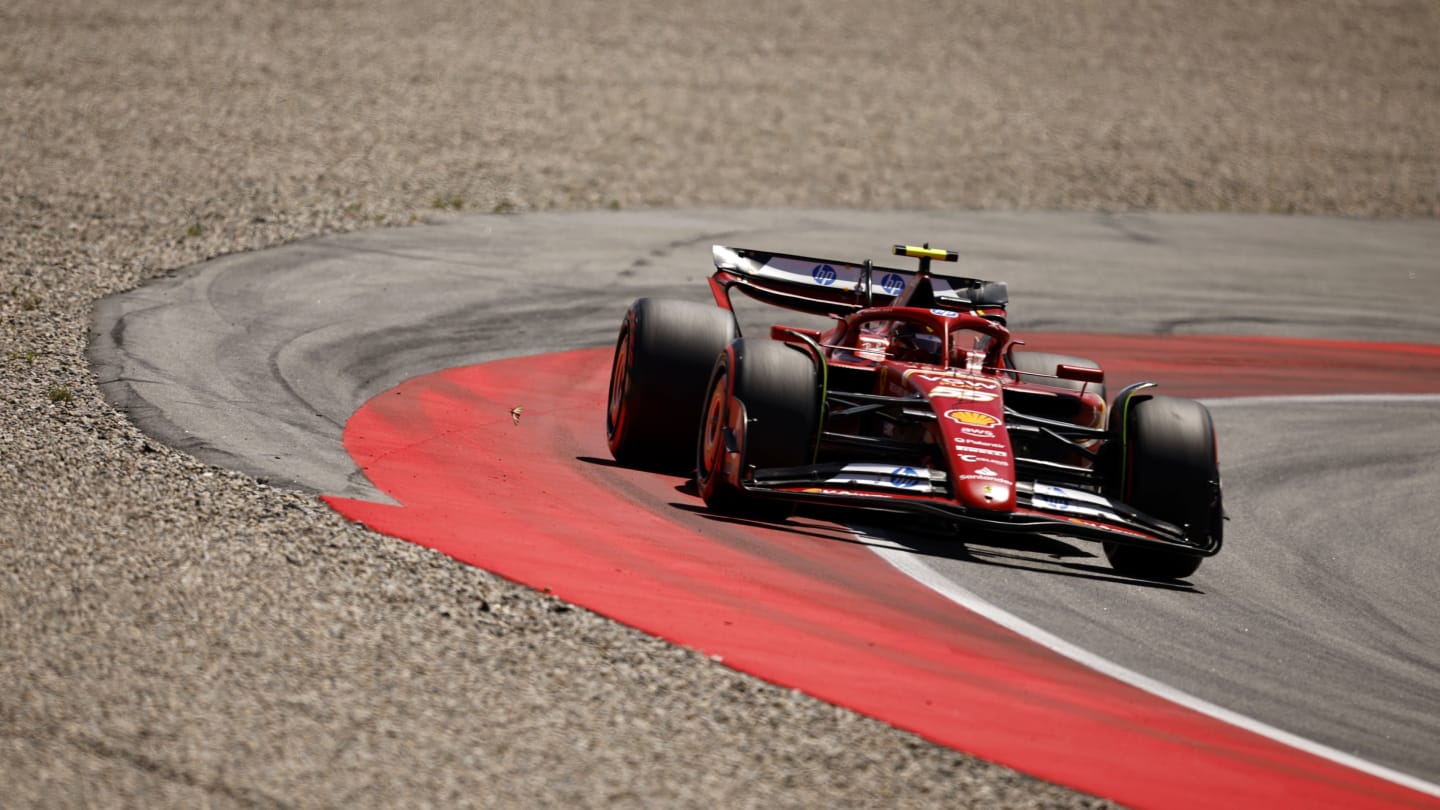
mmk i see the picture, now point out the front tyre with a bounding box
[606,298,737,472]
[696,339,820,521]
[1104,394,1222,580]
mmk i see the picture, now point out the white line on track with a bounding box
[858,393,1440,800]
[1200,393,1440,408]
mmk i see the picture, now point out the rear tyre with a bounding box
[696,339,820,521]
[1104,394,1222,580]
[606,298,737,472]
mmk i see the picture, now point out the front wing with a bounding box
[738,461,1220,557]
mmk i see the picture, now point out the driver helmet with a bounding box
[892,322,943,364]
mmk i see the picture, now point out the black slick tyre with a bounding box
[1105,394,1222,580]
[696,338,820,521]
[606,298,737,473]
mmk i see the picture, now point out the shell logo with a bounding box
[944,409,1001,428]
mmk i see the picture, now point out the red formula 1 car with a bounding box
[606,244,1224,580]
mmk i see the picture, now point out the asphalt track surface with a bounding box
[92,209,1440,800]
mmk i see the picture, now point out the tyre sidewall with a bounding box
[1105,394,1220,579]
[607,298,737,471]
[696,338,819,517]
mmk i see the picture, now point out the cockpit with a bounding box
[837,312,1004,370]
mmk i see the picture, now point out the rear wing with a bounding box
[710,244,1009,319]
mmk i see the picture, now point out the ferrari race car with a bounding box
[606,244,1224,580]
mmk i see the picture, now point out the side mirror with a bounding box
[771,325,822,343]
[1056,364,1105,384]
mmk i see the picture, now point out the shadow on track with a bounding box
[577,454,1199,592]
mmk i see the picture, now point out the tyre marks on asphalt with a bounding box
[323,336,1440,810]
